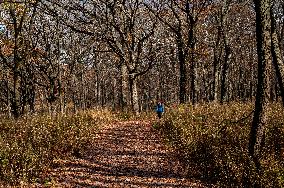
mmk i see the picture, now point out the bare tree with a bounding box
[147,0,212,104]
[249,0,272,172]
[0,0,39,118]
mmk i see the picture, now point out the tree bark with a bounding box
[219,0,231,103]
[249,0,272,171]
[129,76,139,115]
[177,34,187,104]
[121,63,129,111]
[271,5,284,106]
[213,49,221,102]
[132,79,139,115]
[189,29,196,105]
[220,45,231,103]
[11,63,20,118]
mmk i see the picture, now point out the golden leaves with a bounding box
[0,38,14,56]
[1,0,35,24]
[159,102,283,186]
[0,110,107,184]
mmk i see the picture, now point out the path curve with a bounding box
[40,121,212,187]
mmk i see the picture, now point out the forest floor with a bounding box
[31,121,214,187]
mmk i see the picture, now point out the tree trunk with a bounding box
[189,47,196,105]
[28,84,35,113]
[271,5,284,106]
[132,78,139,115]
[96,72,100,106]
[220,46,231,103]
[129,75,139,115]
[121,63,129,111]
[249,0,272,172]
[11,72,20,118]
[6,79,11,118]
[58,66,64,113]
[189,23,196,105]
[219,0,231,103]
[213,50,220,102]
[212,25,222,103]
[177,35,187,104]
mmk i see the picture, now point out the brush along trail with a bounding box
[35,121,212,187]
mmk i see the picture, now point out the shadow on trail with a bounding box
[49,121,210,187]
[54,161,187,187]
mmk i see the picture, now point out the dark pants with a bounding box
[157,112,162,119]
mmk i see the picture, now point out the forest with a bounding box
[0,0,283,187]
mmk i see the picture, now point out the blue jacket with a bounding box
[156,103,164,113]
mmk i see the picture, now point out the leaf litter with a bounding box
[28,121,214,187]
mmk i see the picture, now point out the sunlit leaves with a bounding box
[0,109,114,184]
[159,102,283,187]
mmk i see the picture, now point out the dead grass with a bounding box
[0,109,114,185]
[157,102,284,187]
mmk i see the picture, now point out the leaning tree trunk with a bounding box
[249,0,272,172]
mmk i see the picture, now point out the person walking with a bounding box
[156,101,164,119]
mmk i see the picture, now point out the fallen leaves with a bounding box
[28,121,211,188]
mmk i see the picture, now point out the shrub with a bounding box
[0,110,113,185]
[158,102,284,187]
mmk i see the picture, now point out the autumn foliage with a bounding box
[0,109,114,185]
[157,102,284,187]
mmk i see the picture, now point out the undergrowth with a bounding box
[0,109,114,185]
[115,110,156,121]
[157,102,284,187]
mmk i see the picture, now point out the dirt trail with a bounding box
[39,121,211,187]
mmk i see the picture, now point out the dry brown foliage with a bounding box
[0,109,114,185]
[157,102,284,187]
